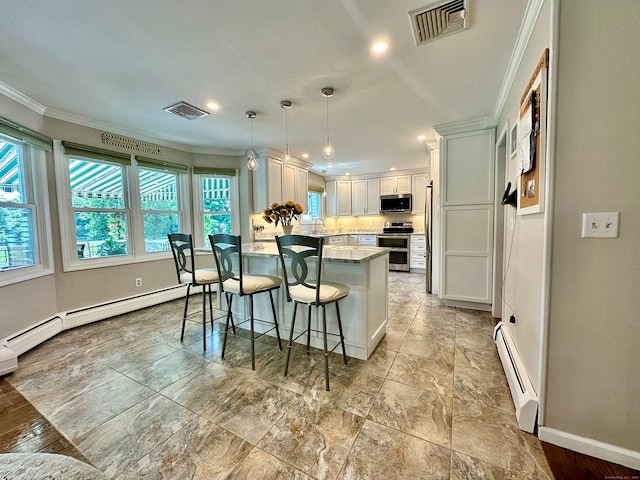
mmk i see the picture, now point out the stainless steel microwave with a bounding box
[380,194,412,213]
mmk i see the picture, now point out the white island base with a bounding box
[219,244,389,361]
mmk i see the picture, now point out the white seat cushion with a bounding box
[223,274,281,295]
[180,268,219,284]
[289,281,349,304]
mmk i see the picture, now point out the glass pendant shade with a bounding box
[246,110,258,170]
[247,150,258,170]
[280,100,292,162]
[321,87,335,160]
[322,139,335,159]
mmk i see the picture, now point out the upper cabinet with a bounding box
[252,151,310,213]
[326,180,352,217]
[380,175,411,195]
[351,178,380,216]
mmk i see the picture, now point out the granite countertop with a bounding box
[241,242,389,263]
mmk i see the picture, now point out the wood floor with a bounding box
[1,377,638,479]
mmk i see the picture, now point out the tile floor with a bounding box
[5,272,553,479]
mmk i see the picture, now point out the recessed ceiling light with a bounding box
[371,41,389,53]
[207,102,220,111]
[302,153,309,158]
[346,172,351,176]
[417,134,426,141]
[390,167,396,171]
[327,164,333,169]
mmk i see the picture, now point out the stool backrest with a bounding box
[167,233,197,285]
[275,234,325,305]
[209,234,243,293]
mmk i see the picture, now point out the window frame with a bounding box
[192,171,239,248]
[0,134,53,287]
[54,140,190,271]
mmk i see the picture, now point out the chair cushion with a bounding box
[180,268,219,285]
[223,274,281,295]
[289,281,349,304]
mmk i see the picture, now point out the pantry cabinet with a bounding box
[411,173,428,215]
[438,127,495,307]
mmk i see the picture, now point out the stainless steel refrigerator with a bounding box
[425,180,433,293]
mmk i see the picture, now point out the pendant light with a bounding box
[280,100,292,162]
[321,87,335,160]
[246,111,259,171]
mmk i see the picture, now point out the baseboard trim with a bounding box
[539,426,640,470]
[63,286,185,329]
[2,285,187,358]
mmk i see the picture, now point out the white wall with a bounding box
[543,0,640,455]
[496,0,551,394]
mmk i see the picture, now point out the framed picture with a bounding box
[509,121,517,158]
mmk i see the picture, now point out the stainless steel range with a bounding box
[378,221,413,271]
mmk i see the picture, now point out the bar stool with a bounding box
[209,234,282,370]
[275,234,349,391]
[167,233,219,351]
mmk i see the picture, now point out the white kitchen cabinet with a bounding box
[411,174,428,215]
[351,178,380,216]
[253,153,308,213]
[326,180,352,217]
[380,175,411,195]
[325,234,347,246]
[410,234,427,270]
[438,127,495,307]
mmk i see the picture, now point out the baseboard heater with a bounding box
[493,322,538,433]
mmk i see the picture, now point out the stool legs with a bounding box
[181,284,191,342]
[249,295,256,370]
[306,304,312,355]
[336,302,348,366]
[284,302,298,377]
[222,293,234,359]
[322,305,330,391]
[269,291,282,351]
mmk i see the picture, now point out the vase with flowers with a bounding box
[263,200,304,235]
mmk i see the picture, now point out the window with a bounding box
[193,168,238,246]
[55,141,188,269]
[0,133,53,286]
[139,167,180,252]
[306,191,323,220]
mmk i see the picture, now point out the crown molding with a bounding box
[493,0,546,120]
[0,81,47,115]
[433,116,497,137]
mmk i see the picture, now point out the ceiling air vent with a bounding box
[409,0,468,46]
[163,101,209,120]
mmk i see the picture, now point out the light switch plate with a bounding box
[581,212,619,238]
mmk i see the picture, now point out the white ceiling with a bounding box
[0,0,527,176]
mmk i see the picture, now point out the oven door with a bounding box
[378,235,410,271]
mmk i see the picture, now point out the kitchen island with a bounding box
[212,242,389,360]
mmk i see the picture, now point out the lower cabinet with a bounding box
[410,234,427,271]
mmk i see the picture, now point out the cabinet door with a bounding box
[295,167,308,212]
[396,175,411,194]
[337,180,352,216]
[441,205,493,304]
[325,180,337,217]
[441,129,495,206]
[282,163,296,202]
[380,177,396,195]
[267,158,283,206]
[411,174,427,214]
[365,178,380,214]
[351,180,365,216]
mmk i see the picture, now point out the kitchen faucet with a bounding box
[313,217,326,233]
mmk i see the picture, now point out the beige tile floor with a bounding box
[6,272,553,479]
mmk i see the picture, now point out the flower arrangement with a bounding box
[263,200,304,227]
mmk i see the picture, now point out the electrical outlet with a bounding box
[135,277,142,287]
[581,212,619,238]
